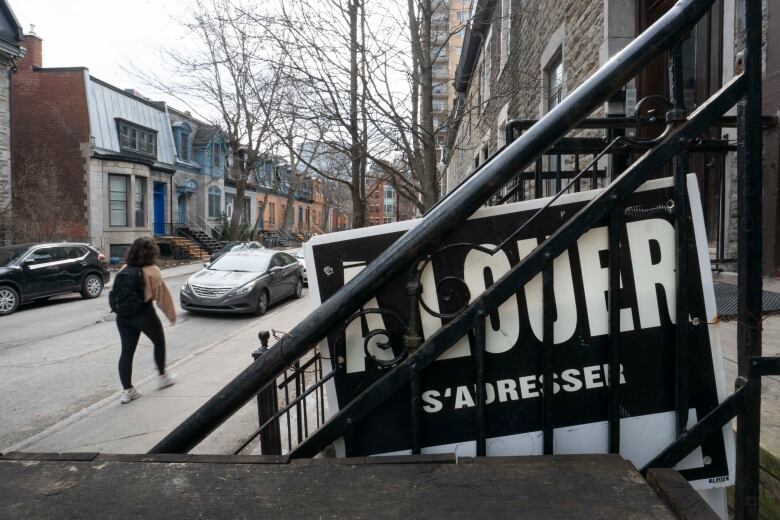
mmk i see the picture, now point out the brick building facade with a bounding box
[444,0,780,274]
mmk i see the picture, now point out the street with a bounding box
[0,264,310,450]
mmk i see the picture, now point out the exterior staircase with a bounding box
[260,229,301,248]
[167,236,211,261]
[178,226,223,254]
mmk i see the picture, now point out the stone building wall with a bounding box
[446,0,604,190]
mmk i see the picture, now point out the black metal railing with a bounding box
[150,1,775,518]
[234,330,329,456]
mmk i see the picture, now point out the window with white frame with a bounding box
[225,193,235,219]
[134,177,146,227]
[208,186,221,218]
[432,99,447,112]
[500,0,511,71]
[545,52,564,196]
[546,52,564,111]
[119,121,157,157]
[109,175,129,226]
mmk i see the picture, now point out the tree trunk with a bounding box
[229,165,247,240]
[418,0,439,211]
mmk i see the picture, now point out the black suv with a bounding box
[0,243,110,316]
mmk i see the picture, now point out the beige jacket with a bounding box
[118,264,177,324]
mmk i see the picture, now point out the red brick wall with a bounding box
[12,37,91,240]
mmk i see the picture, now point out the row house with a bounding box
[443,0,780,275]
[245,156,327,238]
[11,34,179,259]
[166,106,228,235]
[11,34,232,258]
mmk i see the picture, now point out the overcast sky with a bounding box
[11,0,190,108]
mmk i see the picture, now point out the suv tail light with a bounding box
[98,253,107,263]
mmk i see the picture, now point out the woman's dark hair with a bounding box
[125,237,160,267]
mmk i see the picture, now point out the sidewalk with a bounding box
[7,295,313,455]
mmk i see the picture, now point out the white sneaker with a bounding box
[158,373,176,390]
[120,387,141,404]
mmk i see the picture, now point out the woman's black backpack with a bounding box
[109,266,145,316]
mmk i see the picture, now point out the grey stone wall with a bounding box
[445,0,604,189]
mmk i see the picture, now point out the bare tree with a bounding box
[135,0,288,240]
[10,149,81,243]
[256,0,377,228]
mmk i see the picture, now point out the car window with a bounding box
[278,253,297,265]
[269,255,284,269]
[249,243,261,249]
[27,247,55,265]
[209,252,272,273]
[62,246,85,259]
[51,247,71,260]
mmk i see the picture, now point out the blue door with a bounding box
[178,192,187,225]
[153,183,166,235]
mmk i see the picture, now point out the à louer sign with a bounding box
[306,176,734,489]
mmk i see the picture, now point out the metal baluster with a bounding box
[535,158,543,199]
[669,41,690,438]
[283,368,292,452]
[319,353,326,426]
[301,359,309,439]
[735,0,763,517]
[555,154,562,194]
[574,153,581,192]
[607,211,621,453]
[406,270,424,455]
[542,263,554,455]
[294,360,303,444]
[474,319,487,456]
[591,154,597,190]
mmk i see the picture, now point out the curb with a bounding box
[1,310,267,454]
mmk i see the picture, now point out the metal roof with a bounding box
[86,77,176,166]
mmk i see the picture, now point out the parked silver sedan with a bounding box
[180,249,303,315]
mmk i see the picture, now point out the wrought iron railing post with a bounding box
[542,264,554,455]
[734,0,763,517]
[607,209,621,454]
[405,268,424,455]
[252,331,282,456]
[473,319,487,456]
[669,40,691,438]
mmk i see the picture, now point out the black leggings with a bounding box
[117,304,166,389]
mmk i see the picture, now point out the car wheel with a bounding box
[255,289,269,316]
[81,273,104,299]
[0,286,20,316]
[294,277,303,298]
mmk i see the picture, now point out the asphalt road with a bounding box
[0,267,309,450]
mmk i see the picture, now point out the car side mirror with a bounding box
[269,266,283,273]
[21,259,33,269]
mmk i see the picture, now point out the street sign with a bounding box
[306,175,734,489]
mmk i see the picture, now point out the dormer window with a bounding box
[119,121,157,157]
[212,142,221,167]
[174,123,192,162]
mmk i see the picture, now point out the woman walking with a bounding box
[113,237,177,403]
